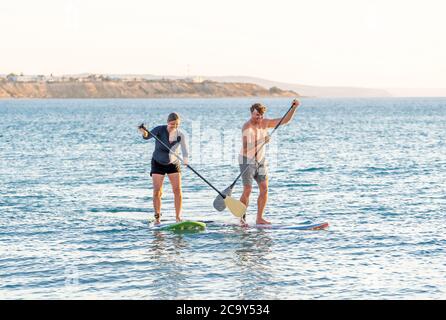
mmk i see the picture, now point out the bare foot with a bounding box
[154,212,162,225]
[176,217,182,223]
[256,218,271,225]
[240,218,248,227]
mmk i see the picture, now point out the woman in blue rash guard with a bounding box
[139,113,189,224]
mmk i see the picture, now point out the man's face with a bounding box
[251,109,264,123]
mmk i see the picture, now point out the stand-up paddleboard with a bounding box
[252,222,328,230]
[152,220,206,232]
[203,221,329,230]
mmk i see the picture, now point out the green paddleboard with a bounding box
[154,221,206,232]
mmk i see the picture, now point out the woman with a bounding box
[139,112,189,224]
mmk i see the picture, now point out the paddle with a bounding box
[213,100,298,212]
[139,124,246,218]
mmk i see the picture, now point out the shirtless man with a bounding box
[239,99,300,224]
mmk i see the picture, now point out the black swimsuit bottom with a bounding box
[150,158,181,176]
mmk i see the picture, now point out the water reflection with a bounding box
[147,231,190,299]
[231,229,275,299]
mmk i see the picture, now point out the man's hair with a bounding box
[250,103,267,115]
[167,112,180,122]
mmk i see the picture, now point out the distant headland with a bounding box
[0,73,299,99]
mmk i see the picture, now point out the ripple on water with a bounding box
[1,98,446,299]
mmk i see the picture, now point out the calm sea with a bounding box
[0,98,445,299]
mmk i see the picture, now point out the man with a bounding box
[239,99,300,225]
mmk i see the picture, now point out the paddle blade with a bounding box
[213,186,233,211]
[224,196,246,217]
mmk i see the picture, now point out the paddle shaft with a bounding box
[229,104,296,188]
[140,125,226,198]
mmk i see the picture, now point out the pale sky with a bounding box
[1,0,445,88]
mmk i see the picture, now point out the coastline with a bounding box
[0,79,298,99]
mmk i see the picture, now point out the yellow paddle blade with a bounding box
[224,196,246,217]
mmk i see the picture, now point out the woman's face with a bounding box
[167,119,180,130]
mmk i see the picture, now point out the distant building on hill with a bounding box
[185,76,204,83]
[17,75,39,82]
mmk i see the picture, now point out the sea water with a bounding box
[0,98,445,299]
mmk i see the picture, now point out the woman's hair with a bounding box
[167,112,180,122]
[250,103,267,115]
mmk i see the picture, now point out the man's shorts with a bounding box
[239,156,268,186]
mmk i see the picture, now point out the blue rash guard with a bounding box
[143,125,189,165]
